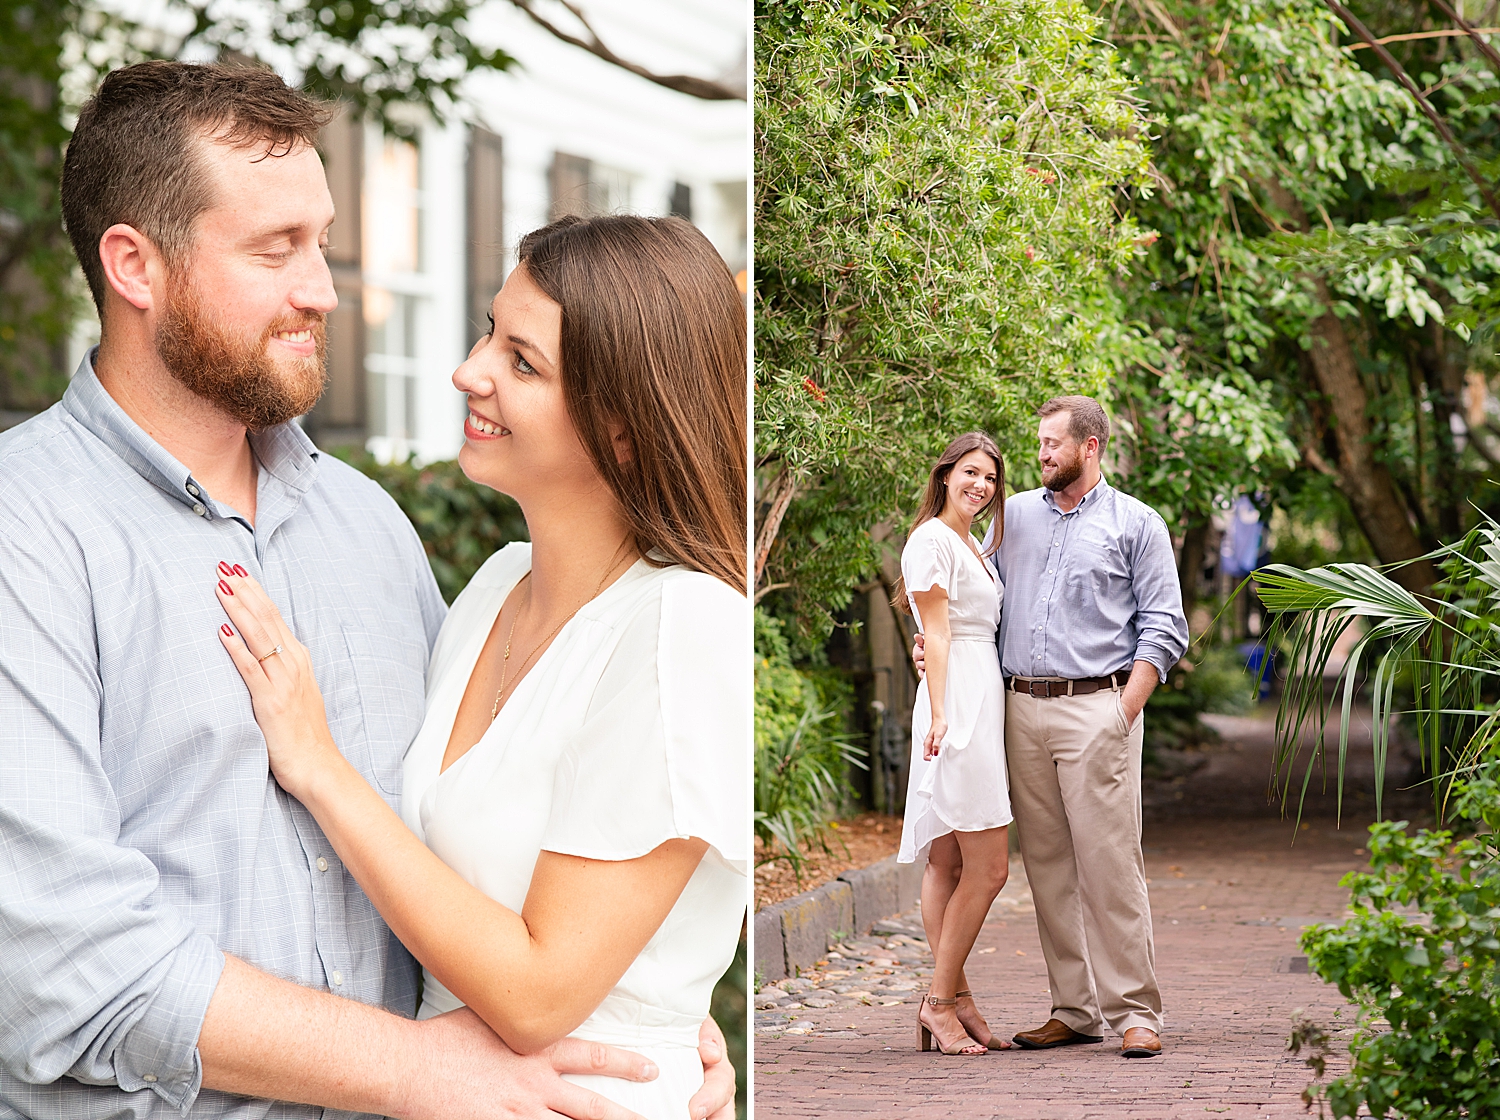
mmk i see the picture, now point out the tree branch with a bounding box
[1424,0,1500,75]
[754,467,797,589]
[507,1,745,101]
[1325,0,1500,221]
[1347,25,1500,49]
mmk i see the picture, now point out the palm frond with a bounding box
[1256,516,1500,824]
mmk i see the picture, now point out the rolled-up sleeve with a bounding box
[1129,513,1189,681]
[0,518,223,1112]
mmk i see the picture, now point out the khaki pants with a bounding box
[1006,687,1162,1036]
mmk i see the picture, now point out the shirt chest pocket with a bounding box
[1065,526,1130,594]
[329,625,429,796]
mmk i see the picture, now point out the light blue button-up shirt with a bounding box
[0,353,446,1118]
[987,477,1188,683]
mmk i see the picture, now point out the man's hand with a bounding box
[689,1014,736,1120]
[912,632,925,678]
[200,957,654,1120]
[1119,660,1158,729]
[400,1008,655,1120]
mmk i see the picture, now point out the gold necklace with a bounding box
[490,537,635,720]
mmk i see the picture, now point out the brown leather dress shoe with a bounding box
[1121,1026,1162,1057]
[1011,1018,1104,1049]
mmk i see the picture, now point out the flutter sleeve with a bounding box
[541,572,749,871]
[901,522,961,610]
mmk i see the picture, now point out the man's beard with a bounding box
[1042,446,1084,492]
[155,278,327,431]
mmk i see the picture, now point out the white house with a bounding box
[307,1,749,462]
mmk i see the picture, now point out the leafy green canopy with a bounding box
[754,0,1150,631]
[1111,0,1500,571]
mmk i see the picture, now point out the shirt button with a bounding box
[1048,569,1054,574]
[186,484,200,497]
[332,971,344,987]
[317,857,329,872]
[142,1074,157,1083]
[192,503,206,517]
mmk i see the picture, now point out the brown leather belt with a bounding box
[1004,671,1130,698]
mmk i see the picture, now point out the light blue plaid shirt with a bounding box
[988,477,1188,683]
[0,353,446,1118]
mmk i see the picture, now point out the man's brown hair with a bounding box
[61,61,334,316]
[516,215,748,593]
[1037,394,1110,452]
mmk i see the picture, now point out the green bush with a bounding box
[754,608,865,875]
[340,452,529,604]
[1296,768,1500,1119]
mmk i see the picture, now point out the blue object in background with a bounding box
[1239,640,1274,701]
[1221,496,1263,579]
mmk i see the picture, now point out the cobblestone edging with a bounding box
[753,855,925,984]
[753,856,1036,1039]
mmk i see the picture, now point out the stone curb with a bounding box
[754,854,925,983]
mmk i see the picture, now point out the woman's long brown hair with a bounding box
[892,432,1005,615]
[516,215,747,592]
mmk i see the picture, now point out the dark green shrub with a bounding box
[1297,770,1500,1118]
[340,452,528,604]
[754,608,866,875]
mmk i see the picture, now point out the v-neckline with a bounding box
[934,517,994,584]
[435,555,647,778]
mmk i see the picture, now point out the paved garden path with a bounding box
[753,708,1423,1118]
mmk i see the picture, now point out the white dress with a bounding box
[401,543,749,1120]
[897,517,1012,863]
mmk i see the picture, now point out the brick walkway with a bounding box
[752,709,1419,1118]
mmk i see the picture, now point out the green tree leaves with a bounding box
[755,0,1151,631]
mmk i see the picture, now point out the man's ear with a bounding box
[98,223,163,312]
[609,419,633,465]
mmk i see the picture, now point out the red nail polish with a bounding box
[218,561,233,577]
[219,580,233,596]
[221,624,233,636]
[233,564,248,577]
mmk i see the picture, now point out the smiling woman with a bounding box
[891,432,1014,1056]
[213,212,750,1120]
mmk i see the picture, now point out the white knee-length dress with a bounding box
[897,517,1012,863]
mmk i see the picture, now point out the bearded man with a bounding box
[0,61,732,1119]
[915,395,1188,1058]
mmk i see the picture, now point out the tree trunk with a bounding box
[1416,318,1465,541]
[1263,180,1439,594]
[1178,516,1208,611]
[754,465,797,590]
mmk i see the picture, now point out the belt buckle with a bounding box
[1029,680,1047,699]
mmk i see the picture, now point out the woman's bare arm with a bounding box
[211,572,714,1057]
[910,586,951,759]
[295,755,707,1053]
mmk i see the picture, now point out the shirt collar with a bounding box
[1042,473,1111,515]
[62,348,320,518]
